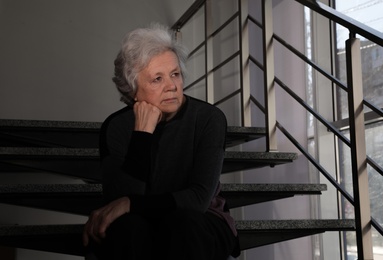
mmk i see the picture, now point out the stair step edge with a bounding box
[0,119,101,130]
[0,219,355,237]
[0,147,298,160]
[1,120,264,134]
[226,126,266,134]
[225,151,298,160]
[236,219,356,231]
[0,184,102,193]
[0,183,326,194]
[0,147,99,157]
[222,183,326,192]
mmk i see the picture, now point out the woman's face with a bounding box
[135,51,185,121]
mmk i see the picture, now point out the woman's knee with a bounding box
[107,213,148,236]
[162,209,206,230]
[103,214,153,259]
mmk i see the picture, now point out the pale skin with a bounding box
[83,50,185,246]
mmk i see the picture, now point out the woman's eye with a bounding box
[153,77,162,82]
[171,72,180,78]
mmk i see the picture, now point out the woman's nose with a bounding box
[164,77,177,91]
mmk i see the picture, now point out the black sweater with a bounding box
[100,95,236,235]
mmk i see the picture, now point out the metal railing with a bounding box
[172,0,383,259]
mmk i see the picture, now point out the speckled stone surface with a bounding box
[0,147,297,161]
[1,119,266,134]
[0,224,84,236]
[0,147,99,157]
[0,184,102,193]
[0,119,101,129]
[0,183,326,194]
[226,126,266,134]
[0,220,355,254]
[224,151,298,160]
[0,120,270,149]
[235,219,355,231]
[0,219,355,237]
[221,183,326,192]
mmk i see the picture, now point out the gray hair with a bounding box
[112,24,188,105]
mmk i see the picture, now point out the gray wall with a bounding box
[0,0,192,122]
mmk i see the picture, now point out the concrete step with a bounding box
[226,126,266,147]
[236,219,356,249]
[0,147,100,181]
[0,119,101,148]
[0,119,264,148]
[0,147,297,181]
[221,183,326,208]
[0,219,355,256]
[0,183,326,215]
[223,151,297,172]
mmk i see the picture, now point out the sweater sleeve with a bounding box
[100,113,148,201]
[122,131,153,182]
[129,193,176,215]
[100,112,176,213]
[171,107,227,213]
[124,131,178,214]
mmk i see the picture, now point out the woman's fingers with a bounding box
[133,101,162,133]
[83,209,104,245]
[83,197,131,246]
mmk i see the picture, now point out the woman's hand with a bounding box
[82,196,131,246]
[133,101,162,133]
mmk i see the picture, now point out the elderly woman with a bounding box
[83,24,239,260]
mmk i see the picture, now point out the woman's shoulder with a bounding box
[187,96,223,113]
[186,96,226,119]
[184,96,227,130]
[101,106,134,133]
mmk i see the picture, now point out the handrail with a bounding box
[278,118,383,237]
[274,77,350,146]
[171,0,205,30]
[295,0,383,46]
[173,2,383,87]
[367,156,383,177]
[275,120,354,204]
[272,33,348,92]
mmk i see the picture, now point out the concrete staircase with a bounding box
[0,119,355,256]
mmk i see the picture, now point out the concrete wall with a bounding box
[0,0,192,122]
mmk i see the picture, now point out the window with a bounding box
[335,0,383,259]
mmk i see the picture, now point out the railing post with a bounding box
[240,0,251,127]
[262,0,278,151]
[205,0,214,104]
[345,35,373,260]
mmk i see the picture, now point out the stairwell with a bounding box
[0,119,355,258]
[2,0,382,258]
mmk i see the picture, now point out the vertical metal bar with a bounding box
[205,0,214,104]
[240,0,251,127]
[174,28,182,43]
[262,0,278,151]
[345,36,373,260]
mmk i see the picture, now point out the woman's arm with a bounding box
[172,108,226,212]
